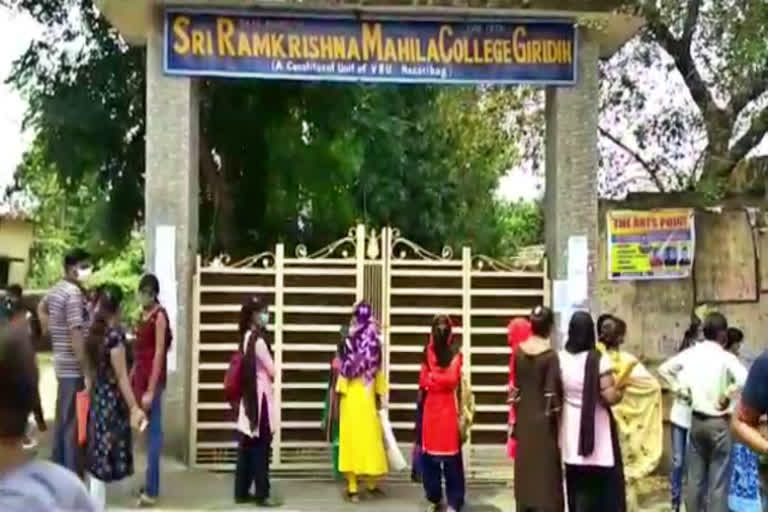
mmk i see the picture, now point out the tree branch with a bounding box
[681,0,703,51]
[732,65,768,114]
[598,126,667,193]
[729,107,768,166]
[642,3,721,123]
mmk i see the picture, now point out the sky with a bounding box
[0,8,40,192]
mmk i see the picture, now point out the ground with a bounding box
[36,354,673,511]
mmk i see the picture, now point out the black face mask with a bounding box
[435,327,450,342]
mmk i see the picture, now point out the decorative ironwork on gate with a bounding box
[190,225,548,479]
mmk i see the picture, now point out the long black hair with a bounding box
[138,274,160,303]
[429,314,454,368]
[530,305,554,338]
[679,315,701,352]
[565,311,601,457]
[565,311,596,354]
[85,284,123,376]
[239,296,268,431]
[726,327,744,352]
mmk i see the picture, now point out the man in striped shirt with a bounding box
[38,249,92,477]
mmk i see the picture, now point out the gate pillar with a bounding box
[145,9,200,462]
[544,31,600,320]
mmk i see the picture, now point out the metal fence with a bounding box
[190,225,548,479]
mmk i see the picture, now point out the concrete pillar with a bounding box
[145,9,199,462]
[545,32,600,316]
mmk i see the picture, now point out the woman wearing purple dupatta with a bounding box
[336,302,389,502]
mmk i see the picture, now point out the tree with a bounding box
[7,141,101,288]
[5,0,541,261]
[599,0,768,197]
[6,0,145,245]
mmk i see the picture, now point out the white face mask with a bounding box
[77,267,93,281]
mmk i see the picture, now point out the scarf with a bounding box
[324,357,341,442]
[507,318,532,388]
[578,349,602,457]
[242,329,260,432]
[340,302,381,385]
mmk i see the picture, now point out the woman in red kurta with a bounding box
[418,315,464,512]
[131,274,171,507]
[506,318,532,459]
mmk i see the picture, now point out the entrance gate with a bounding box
[190,225,547,478]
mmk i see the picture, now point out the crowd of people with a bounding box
[1,249,768,511]
[0,250,172,510]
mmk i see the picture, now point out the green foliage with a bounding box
[87,233,144,325]
[6,0,542,261]
[497,200,543,256]
[9,141,145,324]
[599,0,768,196]
[10,142,100,288]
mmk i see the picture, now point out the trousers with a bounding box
[685,414,733,512]
[421,452,465,511]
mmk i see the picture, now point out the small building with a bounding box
[0,210,34,287]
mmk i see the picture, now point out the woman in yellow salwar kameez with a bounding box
[598,316,663,512]
[336,302,388,502]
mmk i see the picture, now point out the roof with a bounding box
[0,204,31,222]
[97,0,644,57]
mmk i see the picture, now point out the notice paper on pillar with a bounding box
[552,280,569,348]
[155,225,178,373]
[607,209,695,281]
[567,235,588,307]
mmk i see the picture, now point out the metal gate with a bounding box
[190,225,548,478]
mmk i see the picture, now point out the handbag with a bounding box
[76,391,90,446]
[379,409,407,471]
[223,351,243,408]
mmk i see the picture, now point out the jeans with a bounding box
[144,390,163,497]
[670,424,688,511]
[52,376,84,476]
[421,452,465,511]
[686,414,733,512]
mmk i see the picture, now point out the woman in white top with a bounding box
[559,311,625,512]
[234,297,282,507]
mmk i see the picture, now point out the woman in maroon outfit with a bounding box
[131,274,171,507]
[418,315,464,512]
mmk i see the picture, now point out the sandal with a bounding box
[345,492,360,503]
[367,487,386,499]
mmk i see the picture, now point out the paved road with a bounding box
[103,452,672,511]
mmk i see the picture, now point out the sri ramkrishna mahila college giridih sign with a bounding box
[164,9,577,85]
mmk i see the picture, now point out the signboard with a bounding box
[164,9,576,85]
[607,209,695,281]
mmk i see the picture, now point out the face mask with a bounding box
[259,312,269,326]
[139,291,155,307]
[77,267,93,281]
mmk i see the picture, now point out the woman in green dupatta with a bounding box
[321,327,346,480]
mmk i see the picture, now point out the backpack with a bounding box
[158,308,173,352]
[223,351,243,408]
[458,372,475,445]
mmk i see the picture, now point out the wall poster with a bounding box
[607,209,695,281]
